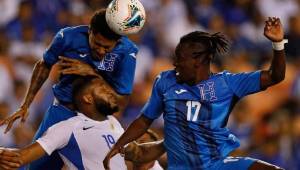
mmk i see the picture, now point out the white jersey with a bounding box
[149,161,163,170]
[37,113,126,170]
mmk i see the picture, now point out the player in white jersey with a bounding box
[0,76,127,170]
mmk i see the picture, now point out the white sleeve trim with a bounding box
[36,139,54,155]
[34,117,79,155]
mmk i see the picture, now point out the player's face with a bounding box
[89,32,117,61]
[173,42,209,84]
[91,80,118,115]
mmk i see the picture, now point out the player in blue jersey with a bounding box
[104,17,286,170]
[0,9,138,170]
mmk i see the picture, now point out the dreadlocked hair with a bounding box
[178,31,230,60]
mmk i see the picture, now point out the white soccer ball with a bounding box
[105,0,146,35]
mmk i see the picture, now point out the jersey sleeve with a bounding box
[141,74,165,120]
[43,29,67,67]
[113,46,138,95]
[36,120,73,155]
[224,70,262,98]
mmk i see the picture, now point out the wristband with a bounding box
[272,39,288,51]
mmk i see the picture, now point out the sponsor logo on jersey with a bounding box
[175,89,187,94]
[83,126,94,130]
[129,53,136,58]
[79,53,87,58]
[97,53,117,72]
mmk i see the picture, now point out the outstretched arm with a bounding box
[260,17,286,89]
[18,143,46,166]
[0,143,46,169]
[103,115,153,169]
[125,140,165,164]
[0,60,51,133]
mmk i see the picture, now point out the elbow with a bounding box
[279,74,285,82]
[272,73,285,84]
[36,59,45,67]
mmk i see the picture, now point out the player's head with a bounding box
[89,9,121,61]
[72,76,119,116]
[173,31,229,84]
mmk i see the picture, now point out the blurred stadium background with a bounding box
[0,0,300,169]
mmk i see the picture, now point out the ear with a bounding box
[82,95,93,104]
[88,28,93,36]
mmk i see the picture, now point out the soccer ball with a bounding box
[105,0,146,35]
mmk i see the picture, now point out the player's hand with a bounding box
[0,148,22,170]
[124,142,139,162]
[0,106,29,133]
[103,145,123,170]
[58,56,98,77]
[264,17,284,42]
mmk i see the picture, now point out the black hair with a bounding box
[176,31,230,62]
[89,9,121,40]
[72,76,98,109]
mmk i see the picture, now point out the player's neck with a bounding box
[91,113,107,121]
[193,65,211,85]
[80,107,107,121]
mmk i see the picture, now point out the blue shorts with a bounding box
[209,156,257,170]
[28,104,76,170]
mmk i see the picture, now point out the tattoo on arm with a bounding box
[22,60,51,107]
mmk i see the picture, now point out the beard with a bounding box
[95,99,119,116]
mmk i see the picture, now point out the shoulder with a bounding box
[159,70,177,81]
[214,70,233,79]
[217,70,230,76]
[51,116,82,131]
[209,70,235,84]
[115,36,139,53]
[59,25,88,35]
[56,25,88,41]
[217,70,262,85]
[219,70,261,78]
[41,116,82,140]
[154,70,177,90]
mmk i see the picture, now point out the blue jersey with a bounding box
[142,70,262,169]
[43,25,138,103]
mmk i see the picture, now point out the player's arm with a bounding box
[0,59,51,133]
[0,29,68,133]
[260,17,286,89]
[103,115,153,169]
[0,143,46,169]
[124,140,165,164]
[17,143,46,165]
[59,56,101,77]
